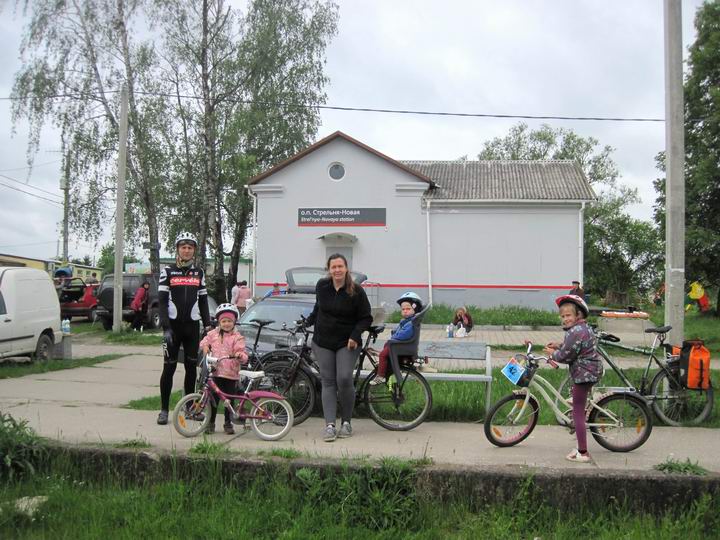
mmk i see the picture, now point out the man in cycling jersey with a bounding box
[156,232,211,425]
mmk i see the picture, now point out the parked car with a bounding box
[95,273,161,331]
[0,267,61,361]
[237,267,369,353]
[58,277,99,321]
[96,273,219,331]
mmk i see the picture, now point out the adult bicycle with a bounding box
[554,325,714,426]
[263,318,433,431]
[485,342,653,452]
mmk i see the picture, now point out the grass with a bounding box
[0,355,122,380]
[67,321,105,335]
[654,457,708,476]
[649,308,720,355]
[257,447,305,459]
[1,459,718,538]
[189,439,232,456]
[111,439,151,450]
[104,329,162,346]
[385,303,558,326]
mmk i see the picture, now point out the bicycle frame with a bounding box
[508,355,640,432]
[196,369,287,422]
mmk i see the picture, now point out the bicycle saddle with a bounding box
[250,318,275,327]
[369,324,385,335]
[645,325,672,334]
[599,332,621,342]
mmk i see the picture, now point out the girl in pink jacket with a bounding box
[199,304,248,435]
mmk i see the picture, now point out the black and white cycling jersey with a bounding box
[158,264,210,329]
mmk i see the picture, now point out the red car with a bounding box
[59,278,99,321]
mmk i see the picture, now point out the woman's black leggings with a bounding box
[160,320,200,412]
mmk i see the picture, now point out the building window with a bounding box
[328,162,345,181]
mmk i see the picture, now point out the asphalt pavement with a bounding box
[1,328,718,473]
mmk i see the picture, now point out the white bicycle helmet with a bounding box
[397,291,423,312]
[215,303,240,321]
[175,231,198,247]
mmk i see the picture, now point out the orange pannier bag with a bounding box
[679,340,711,390]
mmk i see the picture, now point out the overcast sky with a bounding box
[0,0,705,263]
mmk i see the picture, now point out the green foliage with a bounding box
[0,413,45,480]
[295,462,417,530]
[654,457,708,476]
[189,439,231,457]
[0,355,122,380]
[386,303,558,326]
[480,122,662,298]
[96,243,141,275]
[124,390,183,411]
[257,448,304,459]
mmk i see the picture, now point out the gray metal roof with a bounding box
[400,160,596,201]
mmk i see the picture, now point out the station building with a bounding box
[247,131,595,311]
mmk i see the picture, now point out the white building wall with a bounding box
[253,138,428,291]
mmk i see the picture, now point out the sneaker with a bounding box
[323,424,337,442]
[223,423,235,435]
[205,424,215,434]
[156,410,168,425]
[338,421,352,438]
[370,375,386,386]
[565,449,592,463]
[419,364,438,373]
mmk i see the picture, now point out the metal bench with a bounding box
[364,340,493,413]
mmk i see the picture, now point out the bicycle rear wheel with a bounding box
[649,370,714,426]
[173,393,211,438]
[262,360,316,426]
[364,367,432,431]
[250,398,294,441]
[484,393,539,447]
[588,393,652,452]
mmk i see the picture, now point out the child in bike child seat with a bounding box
[200,303,248,435]
[370,292,423,385]
[543,294,603,463]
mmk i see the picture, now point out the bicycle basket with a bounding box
[501,354,537,387]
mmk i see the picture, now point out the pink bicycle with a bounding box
[172,355,294,440]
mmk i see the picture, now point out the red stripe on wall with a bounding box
[297,223,386,227]
[256,282,568,289]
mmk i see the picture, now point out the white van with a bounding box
[0,267,61,361]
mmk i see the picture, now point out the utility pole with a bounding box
[113,85,129,333]
[663,0,685,345]
[61,149,70,263]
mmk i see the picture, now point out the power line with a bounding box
[0,181,63,206]
[0,240,58,249]
[0,90,666,123]
[0,173,62,199]
[0,159,63,172]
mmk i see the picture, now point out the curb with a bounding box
[43,443,720,513]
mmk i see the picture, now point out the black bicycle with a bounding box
[263,317,433,431]
[554,325,714,426]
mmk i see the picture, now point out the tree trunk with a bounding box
[228,195,251,299]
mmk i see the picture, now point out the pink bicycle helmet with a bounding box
[555,294,589,318]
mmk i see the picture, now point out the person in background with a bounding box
[86,272,98,284]
[263,282,283,298]
[569,280,585,297]
[156,232,211,426]
[305,253,372,442]
[130,281,150,331]
[452,306,474,335]
[232,280,252,314]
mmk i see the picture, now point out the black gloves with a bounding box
[163,329,174,349]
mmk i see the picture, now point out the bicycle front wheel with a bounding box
[262,360,316,426]
[649,370,714,426]
[173,393,211,438]
[250,398,294,441]
[364,367,432,431]
[588,393,652,452]
[484,393,539,447]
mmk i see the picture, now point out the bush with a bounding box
[0,412,46,480]
[386,303,558,327]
